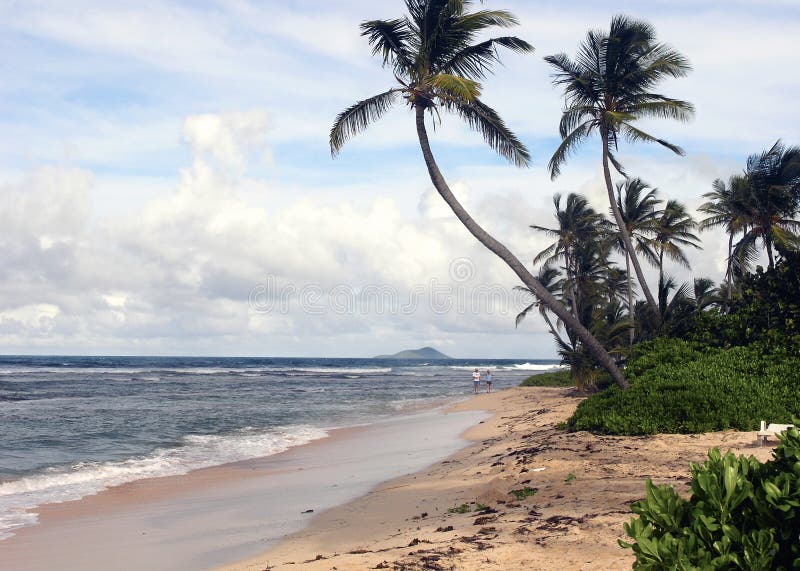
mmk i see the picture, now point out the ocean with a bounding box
[0,355,558,540]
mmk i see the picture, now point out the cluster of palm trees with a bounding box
[515,182,705,388]
[329,0,799,388]
[699,141,800,308]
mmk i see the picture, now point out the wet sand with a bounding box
[0,407,487,571]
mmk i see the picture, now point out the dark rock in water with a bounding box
[373,346,452,360]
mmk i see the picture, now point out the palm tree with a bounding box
[692,277,720,312]
[698,175,750,307]
[531,193,609,316]
[736,140,800,269]
[545,15,695,319]
[330,0,629,387]
[515,266,565,345]
[652,199,701,315]
[614,178,660,342]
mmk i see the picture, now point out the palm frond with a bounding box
[627,98,694,123]
[330,89,400,155]
[548,121,592,179]
[620,123,685,155]
[441,36,533,79]
[360,19,414,72]
[447,97,530,166]
[428,73,481,101]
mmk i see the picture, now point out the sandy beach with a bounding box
[0,407,488,571]
[217,386,774,571]
[0,386,776,571]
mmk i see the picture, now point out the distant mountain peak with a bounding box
[373,346,451,360]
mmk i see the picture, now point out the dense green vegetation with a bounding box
[622,427,800,569]
[568,339,800,435]
[519,369,572,387]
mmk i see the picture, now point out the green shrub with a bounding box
[520,369,572,387]
[508,486,537,500]
[568,339,800,435]
[688,252,800,355]
[447,503,471,514]
[621,426,800,569]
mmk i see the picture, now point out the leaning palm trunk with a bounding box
[625,251,634,345]
[726,232,733,311]
[416,108,629,388]
[601,130,659,318]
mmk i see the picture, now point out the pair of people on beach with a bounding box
[472,368,492,393]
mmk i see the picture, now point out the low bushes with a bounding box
[622,426,800,569]
[567,339,800,435]
[519,369,572,387]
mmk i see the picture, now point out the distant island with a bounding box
[374,347,452,360]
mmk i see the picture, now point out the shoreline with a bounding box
[0,403,488,571]
[216,386,775,571]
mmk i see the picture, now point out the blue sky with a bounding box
[0,0,797,357]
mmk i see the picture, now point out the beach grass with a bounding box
[519,369,572,387]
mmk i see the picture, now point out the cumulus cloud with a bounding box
[182,110,271,173]
[0,110,559,356]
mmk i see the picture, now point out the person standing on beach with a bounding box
[485,369,493,393]
[472,368,481,393]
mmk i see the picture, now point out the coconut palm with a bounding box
[652,199,701,314]
[614,178,660,342]
[531,193,610,316]
[331,0,629,387]
[515,266,565,345]
[736,140,800,269]
[545,15,695,318]
[698,174,750,307]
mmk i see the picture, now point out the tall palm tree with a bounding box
[330,0,629,387]
[531,193,609,316]
[698,175,750,307]
[614,178,660,342]
[736,140,800,269]
[652,199,701,314]
[545,15,695,319]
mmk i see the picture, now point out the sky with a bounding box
[0,0,797,358]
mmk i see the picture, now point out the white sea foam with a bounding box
[506,363,565,371]
[448,363,561,371]
[0,425,327,539]
[0,366,393,376]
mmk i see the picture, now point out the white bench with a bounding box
[757,421,795,445]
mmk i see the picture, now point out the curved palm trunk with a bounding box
[765,238,775,269]
[566,252,578,318]
[658,248,665,317]
[600,130,659,319]
[725,232,733,312]
[415,107,629,389]
[625,251,634,345]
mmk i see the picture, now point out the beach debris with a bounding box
[435,525,454,532]
[301,509,314,514]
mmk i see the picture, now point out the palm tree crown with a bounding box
[330,0,533,166]
[699,175,751,303]
[737,140,800,268]
[545,14,695,178]
[652,199,702,307]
